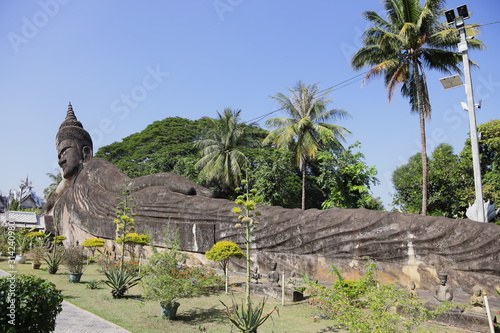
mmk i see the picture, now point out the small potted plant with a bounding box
[15,234,30,264]
[142,227,222,319]
[29,244,46,269]
[44,249,64,274]
[62,247,87,282]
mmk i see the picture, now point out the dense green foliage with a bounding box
[462,120,500,209]
[0,274,63,333]
[393,120,500,221]
[95,117,210,178]
[251,148,302,208]
[318,142,383,210]
[95,115,383,210]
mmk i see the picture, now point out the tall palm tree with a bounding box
[351,0,483,215]
[264,81,350,210]
[195,108,251,194]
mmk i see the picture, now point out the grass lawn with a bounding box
[0,257,477,333]
[1,257,339,333]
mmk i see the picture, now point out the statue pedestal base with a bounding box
[242,283,305,302]
[428,305,495,332]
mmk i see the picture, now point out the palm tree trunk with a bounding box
[414,61,428,215]
[301,159,306,210]
[419,112,428,215]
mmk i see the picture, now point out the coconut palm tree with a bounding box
[264,81,350,210]
[195,108,251,195]
[351,0,483,215]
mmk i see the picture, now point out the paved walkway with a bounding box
[0,269,130,333]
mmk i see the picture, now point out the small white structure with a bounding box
[466,200,499,222]
[0,211,45,230]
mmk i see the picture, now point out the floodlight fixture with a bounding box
[439,74,463,90]
[445,9,456,24]
[457,5,470,20]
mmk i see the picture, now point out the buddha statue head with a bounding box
[56,103,93,180]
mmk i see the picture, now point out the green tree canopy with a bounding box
[460,120,500,212]
[393,143,472,217]
[95,117,209,178]
[318,142,383,210]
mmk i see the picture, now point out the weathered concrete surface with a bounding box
[43,157,500,297]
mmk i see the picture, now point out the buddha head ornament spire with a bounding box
[56,103,93,180]
[56,103,93,151]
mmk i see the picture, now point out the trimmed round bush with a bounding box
[205,241,244,272]
[0,274,63,332]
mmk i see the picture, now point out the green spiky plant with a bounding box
[105,185,142,298]
[113,186,136,271]
[104,268,141,298]
[220,177,277,332]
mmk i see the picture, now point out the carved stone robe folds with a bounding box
[44,157,500,294]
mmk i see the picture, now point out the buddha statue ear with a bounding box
[82,146,93,162]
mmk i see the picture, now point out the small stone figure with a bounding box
[267,262,280,286]
[408,281,418,297]
[251,266,261,284]
[469,285,485,312]
[287,270,297,287]
[434,272,453,302]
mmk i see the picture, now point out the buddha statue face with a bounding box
[57,139,91,180]
[56,104,93,180]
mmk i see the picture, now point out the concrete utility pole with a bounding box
[460,28,485,222]
[445,5,485,222]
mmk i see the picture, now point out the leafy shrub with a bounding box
[205,241,244,273]
[141,226,222,312]
[0,274,63,333]
[306,259,450,333]
[62,247,87,274]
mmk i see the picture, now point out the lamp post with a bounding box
[444,5,485,222]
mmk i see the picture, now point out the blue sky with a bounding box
[1,0,499,209]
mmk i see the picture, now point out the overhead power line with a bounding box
[243,71,369,125]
